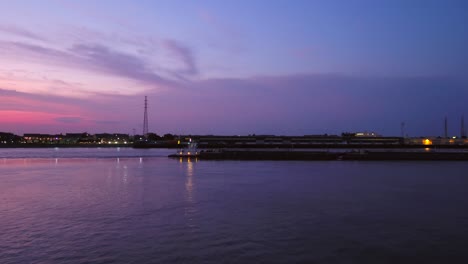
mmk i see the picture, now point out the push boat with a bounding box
[169,142,200,158]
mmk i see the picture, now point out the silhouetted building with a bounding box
[62,133,91,144]
[95,133,130,144]
[0,132,21,144]
[355,132,381,137]
[23,134,62,144]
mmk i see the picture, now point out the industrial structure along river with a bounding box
[166,134,468,161]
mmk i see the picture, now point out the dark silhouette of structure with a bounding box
[462,115,466,138]
[400,122,405,138]
[143,96,149,137]
[444,116,448,138]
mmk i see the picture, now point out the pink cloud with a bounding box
[0,36,201,92]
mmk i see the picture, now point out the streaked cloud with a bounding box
[54,117,83,123]
[94,120,121,125]
[69,43,174,87]
[0,24,46,41]
[162,39,198,76]
[0,38,194,92]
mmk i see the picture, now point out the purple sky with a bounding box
[1,0,467,136]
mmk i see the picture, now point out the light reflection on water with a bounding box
[1,154,468,263]
[184,158,197,230]
[0,148,173,159]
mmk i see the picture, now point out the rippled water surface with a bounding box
[1,148,468,263]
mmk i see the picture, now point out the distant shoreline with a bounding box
[2,143,468,149]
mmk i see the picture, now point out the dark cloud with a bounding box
[162,39,198,76]
[1,87,81,104]
[54,117,83,123]
[0,87,97,113]
[94,120,120,125]
[0,88,18,95]
[176,74,468,136]
[69,43,174,86]
[1,41,70,59]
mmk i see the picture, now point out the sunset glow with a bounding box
[1,1,467,136]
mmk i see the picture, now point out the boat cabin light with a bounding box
[423,139,432,145]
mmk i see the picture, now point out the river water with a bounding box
[1,148,468,263]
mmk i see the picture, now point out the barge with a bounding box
[169,149,468,161]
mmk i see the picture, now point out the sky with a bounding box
[1,0,467,136]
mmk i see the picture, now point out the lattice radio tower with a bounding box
[143,96,149,137]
